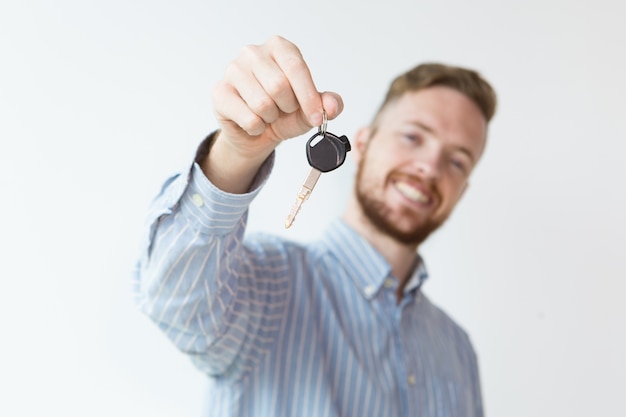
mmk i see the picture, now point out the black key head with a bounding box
[306,131,351,173]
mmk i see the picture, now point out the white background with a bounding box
[1,0,624,416]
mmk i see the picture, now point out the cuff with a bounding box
[178,139,275,235]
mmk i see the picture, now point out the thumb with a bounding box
[320,91,344,121]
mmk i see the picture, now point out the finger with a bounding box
[320,91,344,121]
[224,61,281,125]
[269,37,323,126]
[212,81,266,136]
[250,59,299,115]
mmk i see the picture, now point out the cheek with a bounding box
[439,181,467,209]
[359,139,416,186]
[363,145,401,172]
[364,155,394,185]
[357,155,388,194]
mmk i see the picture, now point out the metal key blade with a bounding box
[284,168,322,228]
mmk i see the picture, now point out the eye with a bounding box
[403,133,422,144]
[449,158,468,174]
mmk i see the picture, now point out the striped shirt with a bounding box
[134,157,483,417]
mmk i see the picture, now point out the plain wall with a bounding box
[1,0,624,416]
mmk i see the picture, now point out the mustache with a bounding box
[389,172,441,202]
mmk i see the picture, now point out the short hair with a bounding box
[373,63,497,124]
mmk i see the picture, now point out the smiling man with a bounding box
[346,80,490,301]
[135,36,496,417]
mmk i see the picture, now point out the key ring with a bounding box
[318,110,328,136]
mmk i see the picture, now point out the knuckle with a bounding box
[240,115,265,134]
[281,54,306,73]
[265,76,289,98]
[251,95,275,115]
[267,34,288,47]
[211,81,229,104]
[224,61,242,78]
[239,43,261,61]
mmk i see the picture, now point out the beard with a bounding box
[355,160,449,246]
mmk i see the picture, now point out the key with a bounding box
[285,116,351,228]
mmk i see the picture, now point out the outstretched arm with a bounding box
[134,36,342,377]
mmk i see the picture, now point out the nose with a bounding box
[412,148,441,179]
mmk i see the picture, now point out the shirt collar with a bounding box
[321,219,429,300]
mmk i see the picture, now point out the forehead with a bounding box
[377,86,488,155]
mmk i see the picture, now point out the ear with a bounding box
[352,126,372,164]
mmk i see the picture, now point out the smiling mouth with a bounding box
[394,181,431,204]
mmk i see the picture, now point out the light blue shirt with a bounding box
[134,155,483,417]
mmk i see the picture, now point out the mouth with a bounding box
[393,180,432,205]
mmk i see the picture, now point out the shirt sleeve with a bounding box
[132,137,289,379]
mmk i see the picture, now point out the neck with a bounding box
[342,197,420,291]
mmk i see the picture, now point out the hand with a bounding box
[211,35,344,160]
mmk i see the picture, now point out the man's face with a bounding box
[354,86,487,245]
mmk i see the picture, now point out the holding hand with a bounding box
[211,35,344,160]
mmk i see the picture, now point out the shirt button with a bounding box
[383,278,394,288]
[363,285,376,297]
[191,193,204,207]
[407,374,416,385]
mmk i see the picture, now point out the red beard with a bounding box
[355,162,448,246]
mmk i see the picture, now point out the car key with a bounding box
[285,112,351,228]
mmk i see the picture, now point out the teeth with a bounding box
[395,181,429,203]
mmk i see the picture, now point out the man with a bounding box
[134,35,496,416]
